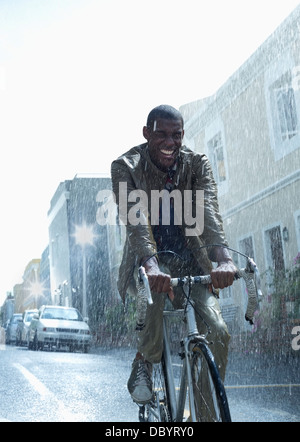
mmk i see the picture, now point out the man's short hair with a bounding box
[146,105,184,129]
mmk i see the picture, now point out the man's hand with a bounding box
[210,261,237,290]
[210,246,237,290]
[142,257,175,301]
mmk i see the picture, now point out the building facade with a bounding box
[47,174,120,331]
[180,6,300,330]
[13,258,50,313]
[0,293,14,326]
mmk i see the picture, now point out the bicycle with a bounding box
[135,247,262,422]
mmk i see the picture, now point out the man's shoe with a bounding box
[127,358,153,404]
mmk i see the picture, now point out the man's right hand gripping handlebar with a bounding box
[141,256,175,301]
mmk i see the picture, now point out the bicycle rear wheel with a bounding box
[190,342,231,422]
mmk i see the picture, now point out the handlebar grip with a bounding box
[136,267,153,331]
[139,266,153,305]
[236,269,259,325]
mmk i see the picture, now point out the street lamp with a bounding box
[29,280,45,308]
[73,222,97,318]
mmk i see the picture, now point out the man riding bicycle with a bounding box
[111,105,236,406]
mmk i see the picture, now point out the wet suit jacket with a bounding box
[111,143,228,303]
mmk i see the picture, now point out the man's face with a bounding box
[143,118,184,172]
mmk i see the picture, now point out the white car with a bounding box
[16,309,38,346]
[28,305,91,353]
[5,314,23,345]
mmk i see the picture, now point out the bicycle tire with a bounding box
[190,342,231,422]
[139,353,172,422]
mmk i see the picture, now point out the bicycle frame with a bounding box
[137,254,262,422]
[161,298,210,422]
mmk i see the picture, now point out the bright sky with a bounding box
[0,0,299,305]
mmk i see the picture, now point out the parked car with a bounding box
[16,309,38,346]
[3,320,10,332]
[27,305,91,353]
[0,325,5,344]
[5,314,23,345]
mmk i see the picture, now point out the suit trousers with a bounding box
[130,254,230,382]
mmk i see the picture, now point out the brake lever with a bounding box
[246,258,263,299]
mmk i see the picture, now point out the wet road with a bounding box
[0,344,137,422]
[0,344,299,422]
[225,351,300,422]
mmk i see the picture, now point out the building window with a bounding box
[264,53,300,160]
[272,72,298,142]
[205,118,228,196]
[264,225,285,274]
[207,132,226,184]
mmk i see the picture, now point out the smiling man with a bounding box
[111,105,236,407]
[143,107,184,172]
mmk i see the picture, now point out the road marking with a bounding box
[172,363,300,390]
[14,363,50,398]
[226,384,300,390]
[13,363,86,422]
[171,383,300,394]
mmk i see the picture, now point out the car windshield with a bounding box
[41,308,83,322]
[25,312,36,322]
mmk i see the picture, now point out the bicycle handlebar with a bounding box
[136,257,262,330]
[138,265,153,306]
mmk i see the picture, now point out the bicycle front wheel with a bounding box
[190,342,231,422]
[139,358,172,422]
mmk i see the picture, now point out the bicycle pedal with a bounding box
[138,405,146,422]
